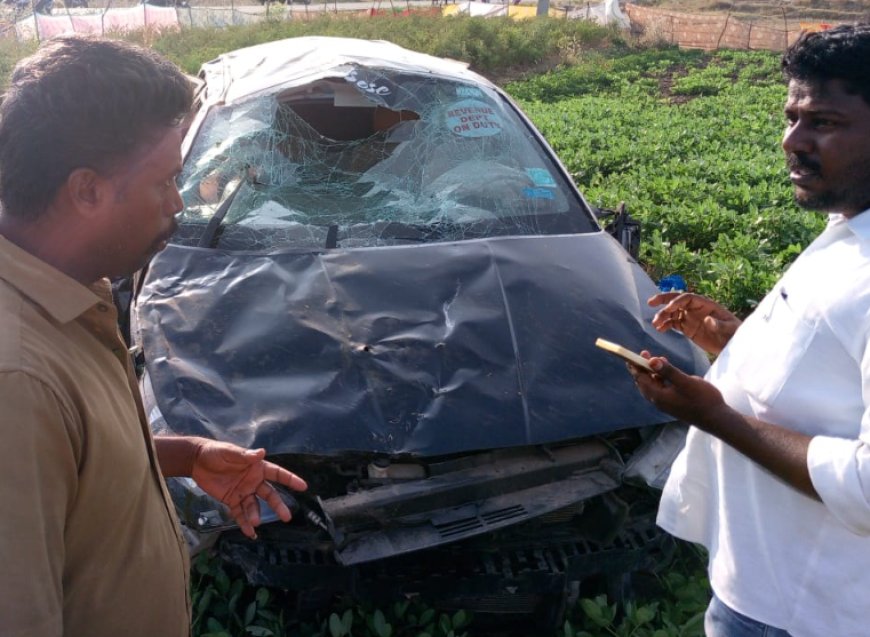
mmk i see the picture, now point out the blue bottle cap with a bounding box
[658,274,687,293]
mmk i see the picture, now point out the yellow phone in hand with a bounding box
[595,338,654,372]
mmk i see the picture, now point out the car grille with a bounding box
[220,511,671,595]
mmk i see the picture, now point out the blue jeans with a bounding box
[704,595,793,637]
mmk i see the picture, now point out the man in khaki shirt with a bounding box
[0,37,308,636]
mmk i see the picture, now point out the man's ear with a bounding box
[64,167,112,219]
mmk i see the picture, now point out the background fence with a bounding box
[0,0,851,50]
[626,3,804,51]
[3,0,464,40]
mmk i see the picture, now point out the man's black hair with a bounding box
[0,36,193,220]
[783,23,870,105]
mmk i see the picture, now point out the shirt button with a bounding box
[97,304,109,312]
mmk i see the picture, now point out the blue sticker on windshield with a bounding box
[525,168,557,187]
[523,187,556,200]
[456,85,484,98]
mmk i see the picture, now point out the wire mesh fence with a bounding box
[0,0,442,41]
[623,2,867,51]
[0,0,862,48]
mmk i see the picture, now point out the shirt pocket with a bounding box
[729,288,816,405]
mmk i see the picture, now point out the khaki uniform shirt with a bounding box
[0,236,190,637]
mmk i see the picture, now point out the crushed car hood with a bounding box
[138,230,707,456]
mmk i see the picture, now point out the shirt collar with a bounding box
[845,209,870,241]
[0,234,102,324]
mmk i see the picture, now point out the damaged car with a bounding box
[122,36,709,623]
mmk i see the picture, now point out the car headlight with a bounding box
[141,370,287,537]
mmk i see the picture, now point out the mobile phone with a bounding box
[594,338,654,372]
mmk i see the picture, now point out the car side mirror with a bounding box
[596,202,641,260]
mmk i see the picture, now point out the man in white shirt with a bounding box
[631,24,870,637]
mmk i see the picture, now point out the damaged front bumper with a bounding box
[155,361,685,582]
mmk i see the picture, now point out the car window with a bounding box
[176,67,597,250]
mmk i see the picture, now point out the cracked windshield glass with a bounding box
[176,66,595,250]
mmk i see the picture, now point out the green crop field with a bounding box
[0,15,829,636]
[511,45,826,317]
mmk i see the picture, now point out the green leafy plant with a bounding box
[191,551,286,637]
[561,563,709,637]
[190,550,477,637]
[512,46,825,315]
[302,598,473,637]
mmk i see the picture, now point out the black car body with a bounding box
[125,36,708,621]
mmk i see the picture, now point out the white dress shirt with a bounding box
[657,211,870,637]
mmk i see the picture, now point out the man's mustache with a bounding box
[786,153,821,173]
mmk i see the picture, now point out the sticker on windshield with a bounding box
[523,187,556,200]
[525,168,557,188]
[344,68,394,99]
[456,85,484,98]
[446,99,503,137]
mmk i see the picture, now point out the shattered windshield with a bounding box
[176,67,596,250]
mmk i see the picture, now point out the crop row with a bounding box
[510,46,826,315]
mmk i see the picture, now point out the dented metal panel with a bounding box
[137,232,706,456]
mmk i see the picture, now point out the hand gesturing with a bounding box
[648,292,741,355]
[191,441,307,539]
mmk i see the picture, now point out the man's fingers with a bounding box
[241,447,267,463]
[647,357,698,392]
[647,355,672,376]
[652,314,683,333]
[647,291,682,307]
[651,295,696,331]
[651,293,711,317]
[232,495,258,539]
[629,353,667,386]
[265,463,308,492]
[257,482,292,522]
[243,492,261,528]
[704,314,727,336]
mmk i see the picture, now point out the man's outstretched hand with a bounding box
[191,441,307,539]
[648,292,741,356]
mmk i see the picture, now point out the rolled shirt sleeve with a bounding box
[808,435,870,535]
[0,370,80,637]
[807,307,870,536]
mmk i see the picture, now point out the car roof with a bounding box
[199,36,497,107]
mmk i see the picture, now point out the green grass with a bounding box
[0,37,36,84]
[0,14,617,89]
[0,14,622,89]
[132,13,619,76]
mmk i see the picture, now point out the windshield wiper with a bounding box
[197,173,247,249]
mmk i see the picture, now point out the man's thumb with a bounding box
[244,448,266,461]
[703,315,721,334]
[651,356,693,388]
[649,356,675,379]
